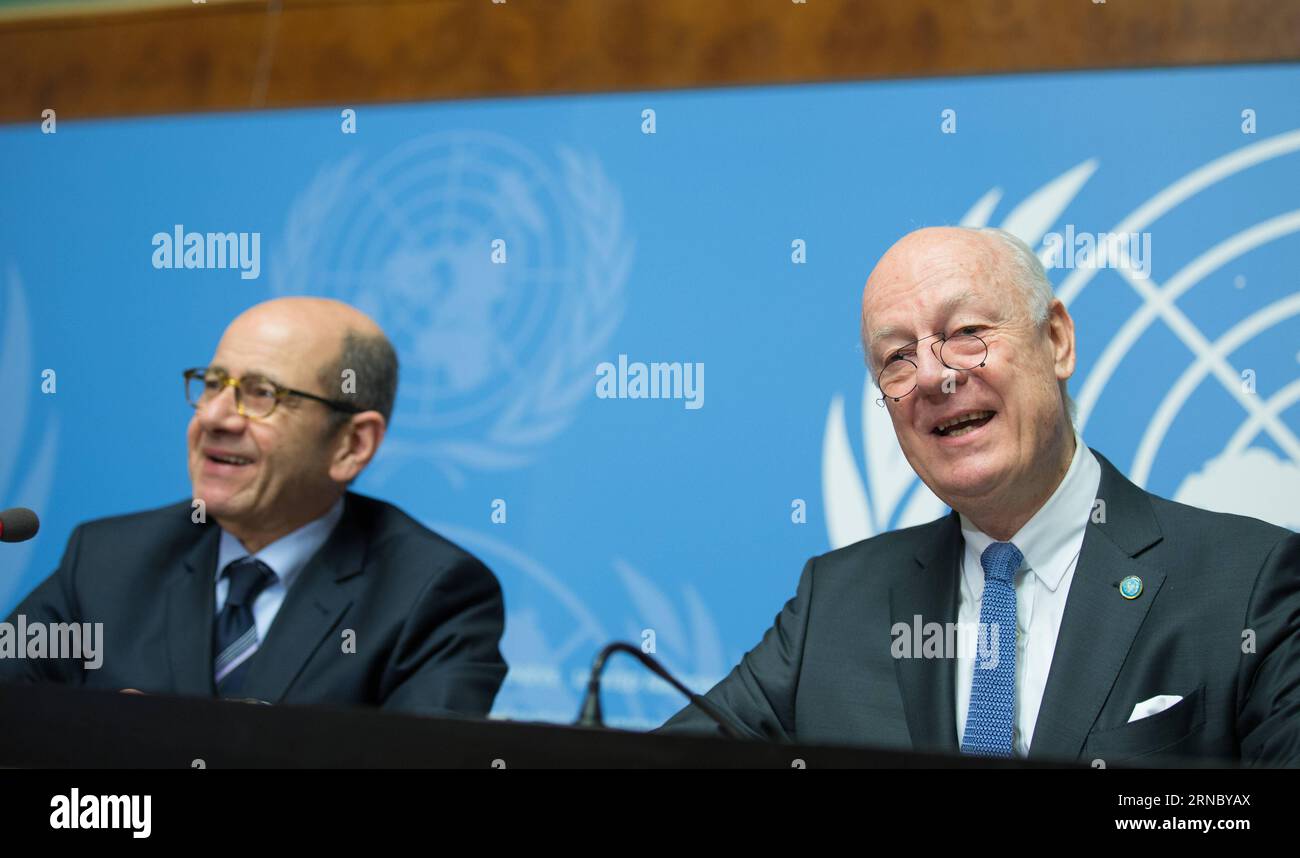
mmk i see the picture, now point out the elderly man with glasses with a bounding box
[659,226,1300,766]
[0,297,508,717]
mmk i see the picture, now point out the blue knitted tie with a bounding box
[961,541,1023,757]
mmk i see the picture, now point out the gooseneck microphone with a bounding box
[576,641,745,740]
[0,507,39,544]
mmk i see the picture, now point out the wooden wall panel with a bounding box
[1,0,1297,123]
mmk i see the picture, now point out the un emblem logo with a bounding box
[273,132,630,480]
[825,129,1300,545]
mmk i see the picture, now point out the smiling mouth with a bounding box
[932,410,996,437]
[206,453,254,466]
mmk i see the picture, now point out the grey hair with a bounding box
[971,227,1053,325]
[969,226,1076,427]
[320,329,400,429]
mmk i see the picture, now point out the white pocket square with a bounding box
[1128,694,1184,723]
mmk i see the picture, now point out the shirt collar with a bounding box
[959,432,1101,593]
[216,498,345,590]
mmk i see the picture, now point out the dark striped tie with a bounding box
[213,557,275,696]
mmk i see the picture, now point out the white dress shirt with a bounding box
[954,432,1101,756]
[214,499,345,642]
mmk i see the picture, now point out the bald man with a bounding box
[660,227,1300,766]
[0,298,508,718]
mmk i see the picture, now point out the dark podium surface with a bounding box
[0,683,1054,768]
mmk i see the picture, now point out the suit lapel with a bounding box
[168,520,220,696]
[1028,449,1165,762]
[239,496,366,703]
[892,511,962,754]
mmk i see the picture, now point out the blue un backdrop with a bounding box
[1,63,1298,727]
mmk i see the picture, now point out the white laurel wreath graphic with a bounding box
[613,558,726,695]
[274,155,362,291]
[273,143,631,481]
[0,268,60,610]
[430,523,724,726]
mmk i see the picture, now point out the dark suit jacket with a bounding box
[659,449,1300,766]
[0,492,508,718]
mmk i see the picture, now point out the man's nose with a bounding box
[915,341,963,397]
[196,385,247,431]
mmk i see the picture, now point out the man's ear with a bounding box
[1047,299,1076,383]
[329,412,387,484]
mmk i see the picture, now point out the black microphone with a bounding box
[0,507,39,544]
[576,641,744,740]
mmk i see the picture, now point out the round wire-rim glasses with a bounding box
[875,330,989,405]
